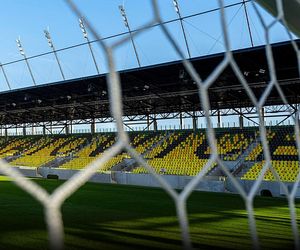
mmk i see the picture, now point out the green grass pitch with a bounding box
[0,176,298,250]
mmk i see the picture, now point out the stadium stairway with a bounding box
[231,138,261,176]
[240,126,299,181]
[43,136,91,168]
[235,161,255,178]
[89,134,115,157]
[48,136,92,168]
[50,136,76,156]
[39,155,72,168]
[200,129,257,176]
[117,131,173,172]
[11,136,88,168]
[109,132,167,172]
[24,137,56,156]
[142,131,173,158]
[58,134,116,170]
[96,132,169,172]
[153,131,190,159]
[132,131,216,176]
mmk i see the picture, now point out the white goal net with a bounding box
[0,1,299,250]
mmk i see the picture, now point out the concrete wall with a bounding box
[114,173,225,192]
[226,178,299,197]
[14,167,39,178]
[36,167,112,183]
[13,167,300,198]
[21,167,225,192]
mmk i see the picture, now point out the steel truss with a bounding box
[1,104,297,134]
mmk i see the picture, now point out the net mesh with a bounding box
[0,0,299,250]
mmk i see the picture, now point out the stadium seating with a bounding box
[0,137,38,158]
[60,132,166,171]
[134,131,212,176]
[11,135,89,167]
[241,126,299,182]
[202,130,254,160]
[60,134,115,170]
[241,161,299,182]
[0,125,297,181]
[134,128,259,176]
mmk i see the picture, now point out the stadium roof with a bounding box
[0,39,299,125]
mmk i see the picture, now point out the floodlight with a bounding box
[79,18,88,38]
[119,5,129,27]
[16,38,25,56]
[173,0,179,13]
[44,30,54,48]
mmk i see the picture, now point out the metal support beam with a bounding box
[119,5,141,67]
[173,0,191,58]
[153,118,158,132]
[45,126,53,135]
[275,110,296,126]
[242,0,254,47]
[50,122,53,134]
[146,114,150,131]
[16,38,36,86]
[2,103,299,130]
[239,114,244,128]
[179,112,183,129]
[239,107,244,128]
[79,18,100,74]
[70,120,73,134]
[123,123,134,131]
[260,107,265,125]
[217,110,222,128]
[192,114,197,131]
[65,123,70,135]
[0,63,11,90]
[44,29,65,80]
[91,118,96,134]
[232,108,260,126]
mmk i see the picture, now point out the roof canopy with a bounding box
[0,40,299,125]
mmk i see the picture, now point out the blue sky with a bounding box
[0,0,296,93]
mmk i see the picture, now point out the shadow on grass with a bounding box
[0,179,297,250]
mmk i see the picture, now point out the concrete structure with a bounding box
[11,166,300,198]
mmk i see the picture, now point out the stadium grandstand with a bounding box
[4,125,299,183]
[0,39,299,186]
[0,1,299,250]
